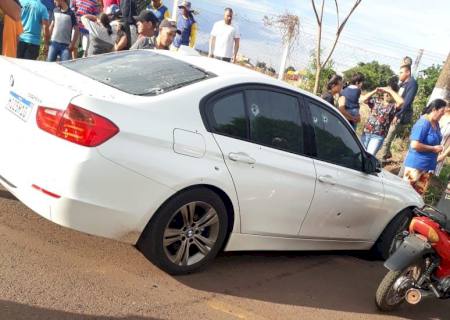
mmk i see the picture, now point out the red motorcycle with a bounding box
[375,206,450,311]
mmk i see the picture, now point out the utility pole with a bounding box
[412,49,424,77]
[278,36,292,80]
[428,52,450,103]
[171,0,178,21]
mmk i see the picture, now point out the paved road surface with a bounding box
[0,186,447,320]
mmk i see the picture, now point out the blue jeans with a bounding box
[347,108,360,130]
[47,41,71,62]
[361,133,385,156]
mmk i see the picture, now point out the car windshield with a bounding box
[61,51,215,96]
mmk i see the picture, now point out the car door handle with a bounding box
[228,152,256,165]
[318,175,336,185]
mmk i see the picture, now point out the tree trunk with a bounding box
[314,67,321,94]
[428,53,450,103]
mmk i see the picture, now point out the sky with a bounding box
[164,0,450,74]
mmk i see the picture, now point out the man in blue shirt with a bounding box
[18,0,50,59]
[379,62,419,161]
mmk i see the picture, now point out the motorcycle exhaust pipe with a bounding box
[405,287,438,305]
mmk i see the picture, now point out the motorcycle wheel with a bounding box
[375,265,422,312]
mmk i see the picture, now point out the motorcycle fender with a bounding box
[384,235,434,271]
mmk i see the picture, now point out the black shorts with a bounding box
[17,41,40,60]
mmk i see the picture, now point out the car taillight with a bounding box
[36,104,119,147]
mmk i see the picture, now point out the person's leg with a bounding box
[23,43,40,60]
[60,44,71,61]
[17,40,27,58]
[379,122,399,160]
[47,42,59,61]
[81,33,89,57]
[367,134,384,156]
[361,133,369,149]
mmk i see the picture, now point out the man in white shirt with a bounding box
[208,7,240,63]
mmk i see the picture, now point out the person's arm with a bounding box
[380,87,404,109]
[49,19,55,38]
[189,22,197,48]
[70,26,79,51]
[0,0,21,21]
[82,14,97,22]
[42,19,50,50]
[208,35,215,58]
[338,95,357,122]
[360,88,377,104]
[411,141,443,153]
[232,37,239,63]
[396,80,418,117]
[114,34,127,51]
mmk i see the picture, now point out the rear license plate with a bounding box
[5,91,34,122]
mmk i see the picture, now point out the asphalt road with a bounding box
[0,185,447,320]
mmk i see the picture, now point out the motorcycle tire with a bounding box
[375,269,405,311]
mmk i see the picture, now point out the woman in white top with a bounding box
[81,13,115,56]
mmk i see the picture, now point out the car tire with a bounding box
[137,187,229,275]
[371,209,412,260]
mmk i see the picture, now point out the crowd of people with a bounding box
[322,58,449,197]
[1,0,448,198]
[0,0,241,61]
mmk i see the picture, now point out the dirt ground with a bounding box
[0,185,448,320]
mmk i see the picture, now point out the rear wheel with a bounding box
[137,187,229,275]
[375,264,422,311]
[372,210,412,260]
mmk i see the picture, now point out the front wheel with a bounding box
[375,264,422,311]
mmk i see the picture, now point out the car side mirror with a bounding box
[364,152,381,174]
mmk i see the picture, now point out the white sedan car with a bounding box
[0,51,423,274]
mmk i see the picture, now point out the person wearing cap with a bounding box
[130,9,157,50]
[208,7,240,63]
[147,0,169,23]
[155,18,179,50]
[173,0,197,49]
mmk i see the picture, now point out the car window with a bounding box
[308,101,363,171]
[208,92,248,139]
[61,51,215,96]
[245,90,304,154]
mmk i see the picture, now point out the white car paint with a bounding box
[0,51,423,253]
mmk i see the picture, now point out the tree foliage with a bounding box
[343,61,395,90]
[285,66,296,73]
[412,64,443,122]
[300,51,336,93]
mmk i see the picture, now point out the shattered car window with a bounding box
[61,50,215,96]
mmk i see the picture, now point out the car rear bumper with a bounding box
[0,146,173,244]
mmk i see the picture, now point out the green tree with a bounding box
[301,50,336,94]
[412,64,443,122]
[343,61,395,90]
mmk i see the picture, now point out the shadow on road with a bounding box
[1,300,160,320]
[176,251,448,320]
[0,189,17,201]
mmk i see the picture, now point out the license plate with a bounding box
[5,91,34,122]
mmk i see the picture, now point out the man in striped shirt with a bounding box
[70,0,99,58]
